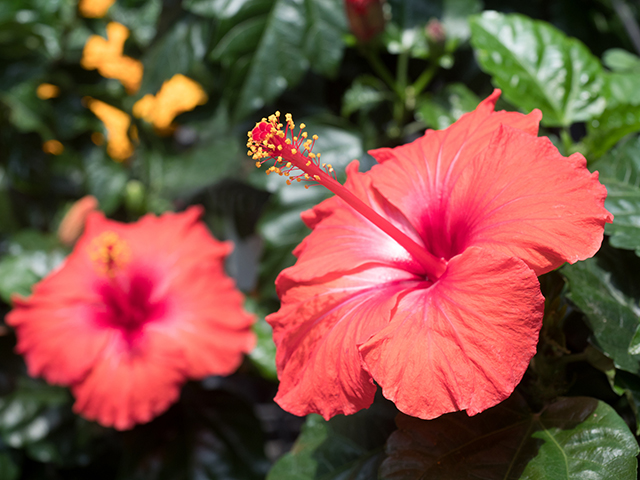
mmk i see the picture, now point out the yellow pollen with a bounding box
[312,135,318,140]
[255,161,261,167]
[304,173,310,180]
[291,148,297,154]
[89,231,130,276]
[300,123,306,129]
[286,162,292,167]
[314,175,321,181]
[278,145,283,151]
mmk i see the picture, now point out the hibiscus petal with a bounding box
[268,265,417,419]
[280,161,426,292]
[452,125,612,274]
[368,90,542,260]
[159,272,255,378]
[71,333,185,430]
[7,297,114,385]
[359,246,544,420]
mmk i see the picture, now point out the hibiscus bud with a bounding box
[345,0,387,43]
[425,18,446,58]
[58,195,99,246]
[124,180,145,214]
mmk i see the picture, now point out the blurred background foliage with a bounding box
[2,0,640,478]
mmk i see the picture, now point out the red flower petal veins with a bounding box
[359,246,544,419]
[269,265,417,418]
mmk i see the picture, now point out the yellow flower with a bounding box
[42,140,64,155]
[78,0,116,18]
[36,83,60,100]
[81,23,143,94]
[132,74,208,133]
[85,98,134,161]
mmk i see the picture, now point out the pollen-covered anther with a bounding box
[89,231,130,277]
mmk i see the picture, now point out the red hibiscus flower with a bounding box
[247,90,612,420]
[7,206,255,430]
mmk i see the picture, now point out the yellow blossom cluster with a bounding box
[85,98,135,162]
[78,0,116,18]
[81,22,143,94]
[133,74,208,133]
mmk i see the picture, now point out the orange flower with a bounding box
[36,83,60,100]
[133,74,208,133]
[81,23,143,94]
[42,140,64,155]
[78,0,116,18]
[86,98,134,161]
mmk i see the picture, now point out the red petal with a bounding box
[280,161,425,294]
[6,298,113,385]
[450,126,612,274]
[359,246,544,419]
[71,333,185,430]
[268,265,417,419]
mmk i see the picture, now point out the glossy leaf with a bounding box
[380,394,638,480]
[602,49,640,73]
[120,385,269,480]
[0,230,67,303]
[584,104,640,158]
[245,298,277,381]
[562,245,640,374]
[416,83,480,129]
[591,136,640,253]
[0,452,19,480]
[84,149,128,215]
[0,378,70,450]
[470,11,606,127]
[267,398,397,480]
[215,0,347,119]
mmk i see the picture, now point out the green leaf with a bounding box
[591,136,640,253]
[342,75,389,117]
[0,452,19,480]
[267,398,397,480]
[614,370,640,434]
[0,230,67,303]
[139,16,212,93]
[380,394,639,480]
[121,385,269,480]
[584,104,640,158]
[470,11,606,127]
[605,73,640,107]
[183,0,255,19]
[0,378,70,450]
[84,148,128,215]
[602,49,640,73]
[217,0,346,119]
[245,298,277,380]
[562,245,640,374]
[110,0,162,47]
[416,82,481,129]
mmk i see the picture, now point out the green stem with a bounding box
[364,49,400,96]
[412,62,438,97]
[560,128,573,154]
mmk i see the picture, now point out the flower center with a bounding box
[247,112,447,280]
[89,231,130,277]
[94,273,167,344]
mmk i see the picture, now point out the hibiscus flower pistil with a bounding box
[247,112,447,279]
